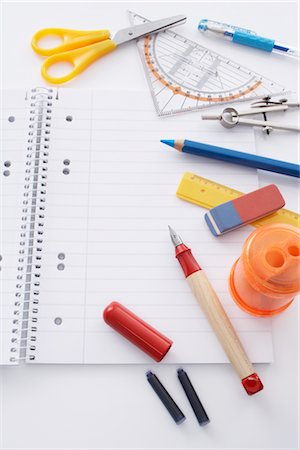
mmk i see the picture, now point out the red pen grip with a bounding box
[175,244,201,277]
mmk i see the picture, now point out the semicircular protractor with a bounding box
[129,11,287,116]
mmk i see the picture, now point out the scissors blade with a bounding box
[113,15,186,45]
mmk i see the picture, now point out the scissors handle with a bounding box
[31,28,111,56]
[40,39,117,84]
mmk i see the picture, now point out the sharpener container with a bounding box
[229,224,300,316]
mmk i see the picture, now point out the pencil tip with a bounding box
[161,139,175,148]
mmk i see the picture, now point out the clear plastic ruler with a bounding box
[128,11,287,117]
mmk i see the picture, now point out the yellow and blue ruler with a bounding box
[177,172,300,229]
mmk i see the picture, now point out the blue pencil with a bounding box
[161,139,300,178]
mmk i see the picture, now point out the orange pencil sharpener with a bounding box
[229,223,300,316]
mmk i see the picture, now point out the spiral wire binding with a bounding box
[10,87,54,363]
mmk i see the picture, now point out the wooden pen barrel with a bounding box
[187,270,254,380]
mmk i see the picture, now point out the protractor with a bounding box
[129,11,287,116]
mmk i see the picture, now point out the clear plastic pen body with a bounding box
[198,19,299,58]
[198,19,255,38]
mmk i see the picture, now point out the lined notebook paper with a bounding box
[1,87,273,364]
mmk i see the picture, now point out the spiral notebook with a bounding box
[0,87,273,365]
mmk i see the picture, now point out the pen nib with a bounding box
[168,225,183,247]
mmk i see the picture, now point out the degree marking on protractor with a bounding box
[144,35,262,102]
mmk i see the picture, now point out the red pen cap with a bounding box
[103,301,173,362]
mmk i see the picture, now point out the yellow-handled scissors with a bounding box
[31,15,186,84]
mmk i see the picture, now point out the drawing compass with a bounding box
[202,97,300,133]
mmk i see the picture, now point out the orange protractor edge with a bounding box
[144,36,262,102]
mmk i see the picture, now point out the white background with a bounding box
[1,1,299,449]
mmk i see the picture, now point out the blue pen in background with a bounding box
[198,19,299,58]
